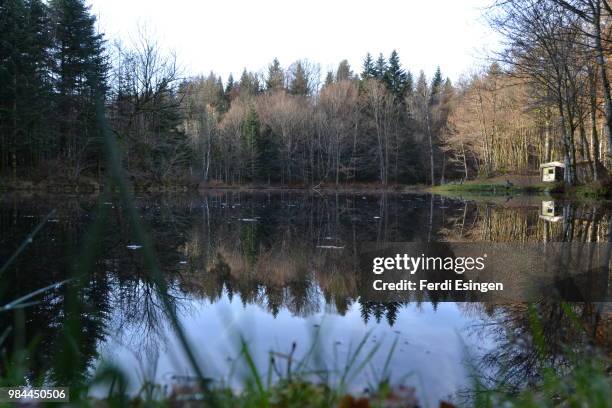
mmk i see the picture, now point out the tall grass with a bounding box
[462,302,611,408]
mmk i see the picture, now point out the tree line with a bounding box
[179,53,455,186]
[1,0,610,186]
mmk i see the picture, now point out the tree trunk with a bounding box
[440,151,446,185]
[593,3,612,165]
[426,112,435,186]
[544,108,552,162]
[589,65,601,180]
[558,98,575,184]
[579,121,594,180]
[461,143,468,180]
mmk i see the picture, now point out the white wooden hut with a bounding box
[540,161,564,182]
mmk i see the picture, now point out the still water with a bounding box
[0,192,608,405]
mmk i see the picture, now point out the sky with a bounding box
[88,0,499,84]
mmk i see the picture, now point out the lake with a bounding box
[0,191,608,406]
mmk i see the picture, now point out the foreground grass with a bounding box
[463,349,610,408]
[134,357,611,408]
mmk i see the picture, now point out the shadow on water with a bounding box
[0,192,609,404]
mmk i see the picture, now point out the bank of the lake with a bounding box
[5,173,612,201]
[0,177,427,194]
[428,174,612,200]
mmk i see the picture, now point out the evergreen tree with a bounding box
[49,0,107,171]
[324,71,334,87]
[289,61,309,95]
[266,57,284,91]
[374,53,386,80]
[0,0,54,175]
[441,78,454,108]
[224,73,236,104]
[256,125,281,183]
[242,106,260,180]
[240,108,280,183]
[336,59,352,81]
[22,0,53,159]
[0,0,28,175]
[216,76,229,112]
[384,50,408,100]
[149,93,193,182]
[429,66,443,106]
[405,70,414,98]
[361,52,376,79]
[225,73,235,95]
[239,68,260,97]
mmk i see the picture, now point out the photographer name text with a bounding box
[371,254,504,293]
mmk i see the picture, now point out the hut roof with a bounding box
[539,161,565,168]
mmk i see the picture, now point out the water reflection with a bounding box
[0,192,609,404]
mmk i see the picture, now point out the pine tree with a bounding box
[289,61,309,95]
[239,69,260,97]
[22,0,53,160]
[336,59,352,81]
[429,66,443,106]
[49,0,107,170]
[216,76,229,112]
[324,71,334,87]
[384,50,408,100]
[374,53,386,80]
[0,0,28,175]
[266,58,284,91]
[242,106,260,181]
[441,78,454,109]
[0,0,53,175]
[256,125,281,183]
[405,70,414,98]
[225,73,235,95]
[225,73,236,104]
[361,52,376,79]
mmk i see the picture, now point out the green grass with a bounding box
[431,177,612,201]
[429,182,548,197]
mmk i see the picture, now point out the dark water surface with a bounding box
[0,192,608,405]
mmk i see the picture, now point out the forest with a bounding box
[0,0,611,187]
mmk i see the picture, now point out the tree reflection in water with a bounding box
[0,192,609,393]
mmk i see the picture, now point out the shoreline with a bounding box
[2,176,612,200]
[0,177,427,194]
